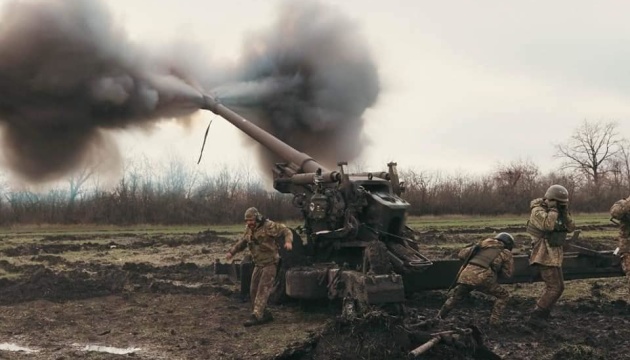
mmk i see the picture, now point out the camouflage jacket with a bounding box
[457,238,514,287]
[229,219,293,266]
[528,198,576,267]
[611,197,630,253]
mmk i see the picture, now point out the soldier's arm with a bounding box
[611,199,628,220]
[281,227,293,246]
[531,206,559,231]
[265,221,294,246]
[564,213,576,232]
[228,237,248,256]
[457,246,474,260]
[499,251,514,278]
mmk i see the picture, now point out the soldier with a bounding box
[226,207,293,327]
[437,232,515,325]
[526,184,575,327]
[610,195,630,290]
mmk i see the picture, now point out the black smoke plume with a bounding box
[0,0,202,181]
[0,0,379,183]
[214,0,380,170]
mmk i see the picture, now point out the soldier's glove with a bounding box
[557,203,569,221]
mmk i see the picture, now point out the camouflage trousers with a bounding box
[439,282,509,323]
[250,264,277,320]
[621,254,630,291]
[536,265,564,311]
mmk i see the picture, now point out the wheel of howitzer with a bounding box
[362,241,392,275]
[341,241,401,320]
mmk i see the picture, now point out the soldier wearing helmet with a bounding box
[526,184,575,327]
[226,207,293,327]
[437,232,515,325]
[610,195,630,292]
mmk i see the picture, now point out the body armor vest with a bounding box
[468,248,502,270]
[526,220,567,247]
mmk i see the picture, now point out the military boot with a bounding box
[243,312,274,327]
[243,315,259,327]
[262,310,274,322]
[527,306,550,329]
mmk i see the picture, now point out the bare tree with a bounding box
[68,165,96,204]
[492,160,540,213]
[554,120,622,187]
[612,139,630,193]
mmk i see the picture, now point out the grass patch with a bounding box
[406,212,614,230]
[0,267,22,280]
[0,212,615,236]
[508,277,628,302]
[0,224,241,236]
[407,215,527,230]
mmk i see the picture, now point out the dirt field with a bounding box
[0,220,627,359]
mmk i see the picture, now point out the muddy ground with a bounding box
[0,225,627,359]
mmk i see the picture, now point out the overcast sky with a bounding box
[2,0,630,182]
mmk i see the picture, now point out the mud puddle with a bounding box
[77,344,142,355]
[0,343,39,353]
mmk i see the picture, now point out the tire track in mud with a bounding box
[2,230,231,257]
[0,260,235,305]
[0,230,237,305]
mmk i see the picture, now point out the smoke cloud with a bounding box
[0,0,379,182]
[215,0,380,170]
[0,0,203,181]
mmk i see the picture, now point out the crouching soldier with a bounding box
[437,233,515,325]
[610,195,630,291]
[226,207,293,327]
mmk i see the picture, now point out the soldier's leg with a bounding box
[621,254,630,293]
[484,283,510,324]
[536,265,564,312]
[252,264,277,320]
[438,284,472,319]
[250,266,263,311]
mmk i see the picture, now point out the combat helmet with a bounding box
[544,184,569,203]
[494,232,514,251]
[244,207,262,221]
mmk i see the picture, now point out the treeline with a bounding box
[400,160,628,216]
[0,159,628,225]
[0,164,296,225]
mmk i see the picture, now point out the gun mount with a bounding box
[202,94,625,314]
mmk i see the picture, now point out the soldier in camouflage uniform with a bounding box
[610,195,630,290]
[437,233,515,325]
[226,207,293,327]
[526,184,575,327]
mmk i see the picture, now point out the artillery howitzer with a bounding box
[201,94,625,313]
[201,94,431,313]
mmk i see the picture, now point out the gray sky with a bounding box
[3,0,630,181]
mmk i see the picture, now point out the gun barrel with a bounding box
[200,94,330,174]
